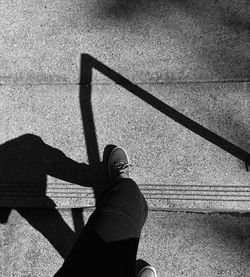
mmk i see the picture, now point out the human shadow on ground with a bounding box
[0,134,114,258]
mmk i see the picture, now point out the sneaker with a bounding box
[136,259,157,277]
[108,146,131,180]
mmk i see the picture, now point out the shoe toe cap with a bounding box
[138,267,156,277]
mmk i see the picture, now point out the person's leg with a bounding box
[54,178,147,277]
[89,177,148,242]
[54,148,148,277]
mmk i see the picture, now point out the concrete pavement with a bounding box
[1,209,250,277]
[0,0,249,84]
[1,0,250,276]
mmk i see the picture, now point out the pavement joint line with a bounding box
[2,203,250,214]
[0,79,250,86]
[3,184,250,188]
[4,193,250,198]
[52,206,250,215]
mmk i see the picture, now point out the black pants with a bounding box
[54,178,148,277]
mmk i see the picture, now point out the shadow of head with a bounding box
[0,134,57,223]
[0,134,49,191]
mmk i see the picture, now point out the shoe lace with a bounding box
[112,161,132,171]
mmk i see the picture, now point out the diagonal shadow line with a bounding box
[81,53,250,167]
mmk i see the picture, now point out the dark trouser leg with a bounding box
[54,178,148,277]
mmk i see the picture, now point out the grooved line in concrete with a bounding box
[1,79,250,86]
[2,184,250,201]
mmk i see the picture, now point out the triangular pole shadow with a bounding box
[79,53,250,171]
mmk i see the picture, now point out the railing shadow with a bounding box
[79,57,109,202]
[80,53,250,169]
